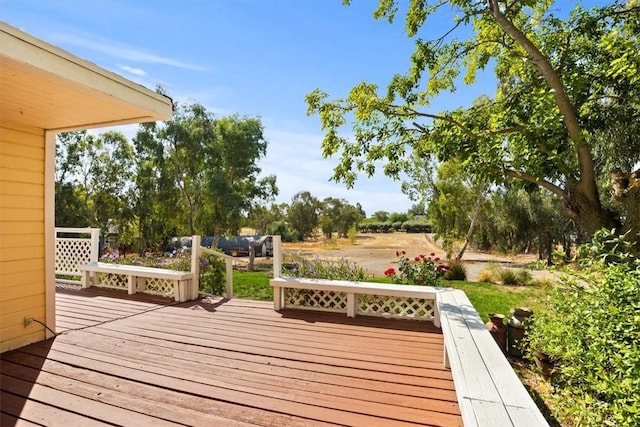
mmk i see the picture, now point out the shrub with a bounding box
[284,252,366,281]
[514,269,532,285]
[528,236,640,426]
[384,251,448,287]
[172,251,226,295]
[477,269,497,283]
[499,269,518,285]
[442,260,467,281]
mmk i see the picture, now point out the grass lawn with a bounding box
[229,272,550,323]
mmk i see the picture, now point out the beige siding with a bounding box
[0,124,46,352]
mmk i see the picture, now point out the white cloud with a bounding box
[259,127,412,215]
[50,32,206,71]
[118,64,147,76]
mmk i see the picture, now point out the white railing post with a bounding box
[225,258,233,298]
[191,235,201,300]
[90,228,100,263]
[272,235,282,310]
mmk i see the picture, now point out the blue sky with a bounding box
[2,0,495,216]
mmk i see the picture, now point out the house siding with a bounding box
[0,124,46,352]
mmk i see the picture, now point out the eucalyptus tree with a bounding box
[55,130,135,234]
[319,197,365,238]
[55,131,90,227]
[307,0,640,239]
[201,115,278,238]
[288,191,321,241]
[134,102,277,246]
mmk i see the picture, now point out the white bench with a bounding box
[270,277,439,324]
[79,261,196,302]
[438,288,548,426]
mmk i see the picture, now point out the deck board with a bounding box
[1,287,462,426]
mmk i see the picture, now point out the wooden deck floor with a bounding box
[1,287,462,426]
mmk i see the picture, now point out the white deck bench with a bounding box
[79,261,196,302]
[438,288,548,426]
[270,277,440,324]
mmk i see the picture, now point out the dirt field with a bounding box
[279,232,551,281]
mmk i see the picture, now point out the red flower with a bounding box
[414,256,420,262]
[430,252,436,257]
[384,268,396,277]
[419,254,426,259]
[401,250,406,255]
[395,250,399,257]
[434,257,440,262]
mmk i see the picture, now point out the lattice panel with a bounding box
[96,273,128,290]
[284,288,348,313]
[358,294,434,320]
[144,277,175,296]
[55,238,92,275]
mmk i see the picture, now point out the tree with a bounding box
[55,130,135,236]
[288,191,321,241]
[201,115,278,237]
[55,131,90,227]
[134,101,278,247]
[307,0,640,239]
[319,197,365,238]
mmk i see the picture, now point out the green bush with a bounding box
[172,251,226,295]
[499,269,518,285]
[528,237,640,426]
[442,260,467,281]
[283,252,366,281]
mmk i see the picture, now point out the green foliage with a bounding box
[528,237,640,426]
[307,0,640,236]
[287,191,321,241]
[284,252,366,281]
[347,225,358,244]
[319,197,365,239]
[401,220,432,233]
[442,260,467,281]
[170,251,226,296]
[133,101,277,249]
[578,228,639,266]
[384,251,447,287]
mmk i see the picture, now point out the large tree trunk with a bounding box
[611,169,640,239]
[560,179,620,236]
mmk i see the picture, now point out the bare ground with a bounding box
[279,232,554,282]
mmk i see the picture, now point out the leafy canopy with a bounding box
[308,0,640,236]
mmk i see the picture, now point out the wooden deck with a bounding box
[1,287,462,426]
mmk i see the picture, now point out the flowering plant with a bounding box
[384,251,449,287]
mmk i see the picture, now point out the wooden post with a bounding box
[347,293,356,317]
[272,235,281,278]
[90,228,100,285]
[272,235,282,310]
[191,235,201,300]
[225,258,233,298]
[90,228,100,262]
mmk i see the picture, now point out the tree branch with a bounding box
[503,168,567,199]
[488,0,597,190]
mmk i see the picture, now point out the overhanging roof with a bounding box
[0,21,173,132]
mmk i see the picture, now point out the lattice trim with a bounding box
[55,238,92,275]
[144,277,175,296]
[357,294,434,320]
[96,272,128,290]
[284,288,347,313]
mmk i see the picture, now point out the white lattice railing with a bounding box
[271,277,439,323]
[55,227,100,284]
